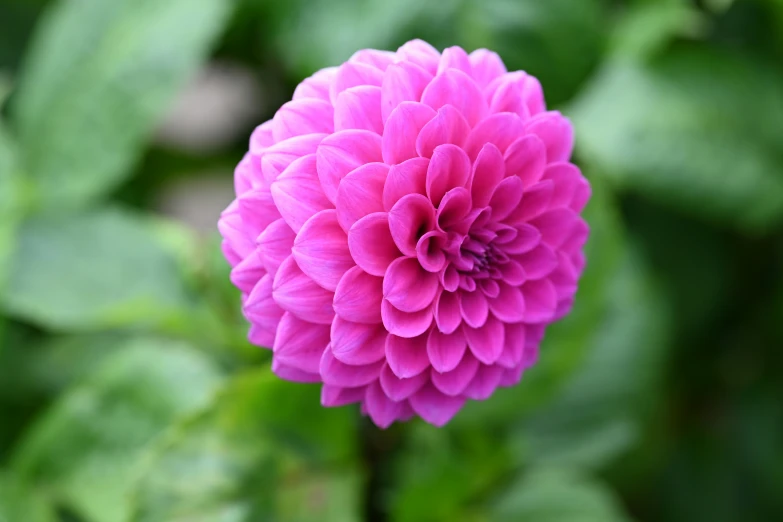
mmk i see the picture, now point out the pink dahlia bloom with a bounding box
[219,40,590,427]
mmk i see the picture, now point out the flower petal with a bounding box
[504,135,547,188]
[426,144,471,207]
[321,384,366,407]
[505,180,554,225]
[383,157,429,211]
[396,39,440,74]
[497,322,526,369]
[516,243,557,279]
[463,315,505,364]
[320,347,383,387]
[522,279,557,323]
[292,210,353,291]
[524,111,574,163]
[487,282,526,323]
[416,230,447,273]
[331,318,387,365]
[498,259,527,286]
[273,312,330,374]
[293,67,336,101]
[381,61,434,123]
[430,352,479,396]
[349,49,396,70]
[409,384,466,426]
[464,112,525,160]
[364,382,407,429]
[382,102,436,165]
[271,154,333,233]
[459,290,489,328]
[469,49,507,89]
[437,46,472,76]
[330,61,384,104]
[381,300,433,338]
[502,224,541,255]
[388,194,436,256]
[257,218,295,276]
[436,187,472,232]
[333,266,383,324]
[317,129,382,204]
[244,274,284,347]
[415,105,471,158]
[385,333,430,378]
[531,208,579,249]
[421,69,487,126]
[543,162,582,208]
[336,162,388,232]
[261,133,327,182]
[230,252,266,293]
[272,358,321,383]
[272,256,335,324]
[440,264,459,293]
[435,290,462,334]
[427,328,467,373]
[348,212,401,276]
[470,142,505,208]
[379,362,428,401]
[463,364,504,400]
[273,98,334,141]
[383,257,440,313]
[489,175,524,222]
[334,85,383,134]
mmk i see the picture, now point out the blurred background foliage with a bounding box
[0,0,782,520]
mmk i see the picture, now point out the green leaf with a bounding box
[0,118,20,299]
[12,0,234,209]
[490,467,632,522]
[570,47,783,231]
[0,472,56,522]
[128,370,361,522]
[11,338,223,522]
[1,207,194,330]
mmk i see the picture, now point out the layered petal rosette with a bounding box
[219,40,590,427]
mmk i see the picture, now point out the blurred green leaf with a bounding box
[11,338,223,522]
[12,0,234,209]
[570,47,783,231]
[128,370,361,522]
[0,471,56,522]
[490,467,632,522]
[0,119,20,299]
[1,207,194,330]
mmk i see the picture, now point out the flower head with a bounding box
[219,40,590,427]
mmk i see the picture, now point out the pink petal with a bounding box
[487,282,526,323]
[230,252,266,293]
[497,322,526,368]
[459,290,489,329]
[381,61,434,123]
[331,318,387,365]
[469,49,507,89]
[273,312,330,374]
[347,212,401,277]
[436,187,472,232]
[388,194,436,256]
[260,133,326,182]
[383,157,429,211]
[543,162,581,208]
[524,111,574,163]
[236,185,279,238]
[505,180,554,225]
[409,383,466,426]
[489,176,524,222]
[379,362,428,401]
[233,153,258,196]
[485,71,544,118]
[480,278,500,298]
[330,61,384,104]
[292,210,353,292]
[293,67,336,101]
[336,162,388,232]
[273,98,334,141]
[571,177,592,213]
[427,328,467,373]
[440,264,460,293]
[272,358,321,383]
[320,347,383,387]
[396,39,441,74]
[502,223,541,255]
[463,315,505,364]
[498,259,527,286]
[364,382,407,429]
[437,46,472,76]
[249,121,275,155]
[522,279,557,323]
[463,364,504,400]
[470,143,505,208]
[382,102,436,165]
[426,144,471,207]
[415,105,470,158]
[333,265,383,324]
[421,69,487,127]
[385,333,430,378]
[272,256,335,324]
[334,85,383,134]
[316,130,383,204]
[561,218,590,256]
[517,243,558,280]
[381,300,433,339]
[416,230,447,273]
[244,274,284,347]
[464,112,525,160]
[504,135,547,188]
[383,257,439,313]
[257,219,295,276]
[430,352,479,396]
[435,290,462,334]
[321,384,366,407]
[271,154,333,233]
[531,208,579,249]
[349,49,396,70]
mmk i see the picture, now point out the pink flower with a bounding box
[219,40,590,427]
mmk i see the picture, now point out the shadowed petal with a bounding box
[389,194,436,256]
[416,230,447,273]
[409,384,466,426]
[426,144,471,207]
[272,256,335,324]
[321,384,366,407]
[463,364,505,400]
[272,358,321,383]
[522,279,557,323]
[380,362,428,401]
[365,382,407,429]
[497,322,526,368]
[463,315,505,364]
[244,274,284,347]
[320,347,383,387]
[431,352,479,396]
[383,257,439,313]
[273,312,330,373]
[333,266,383,324]
[348,212,401,276]
[331,318,387,365]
